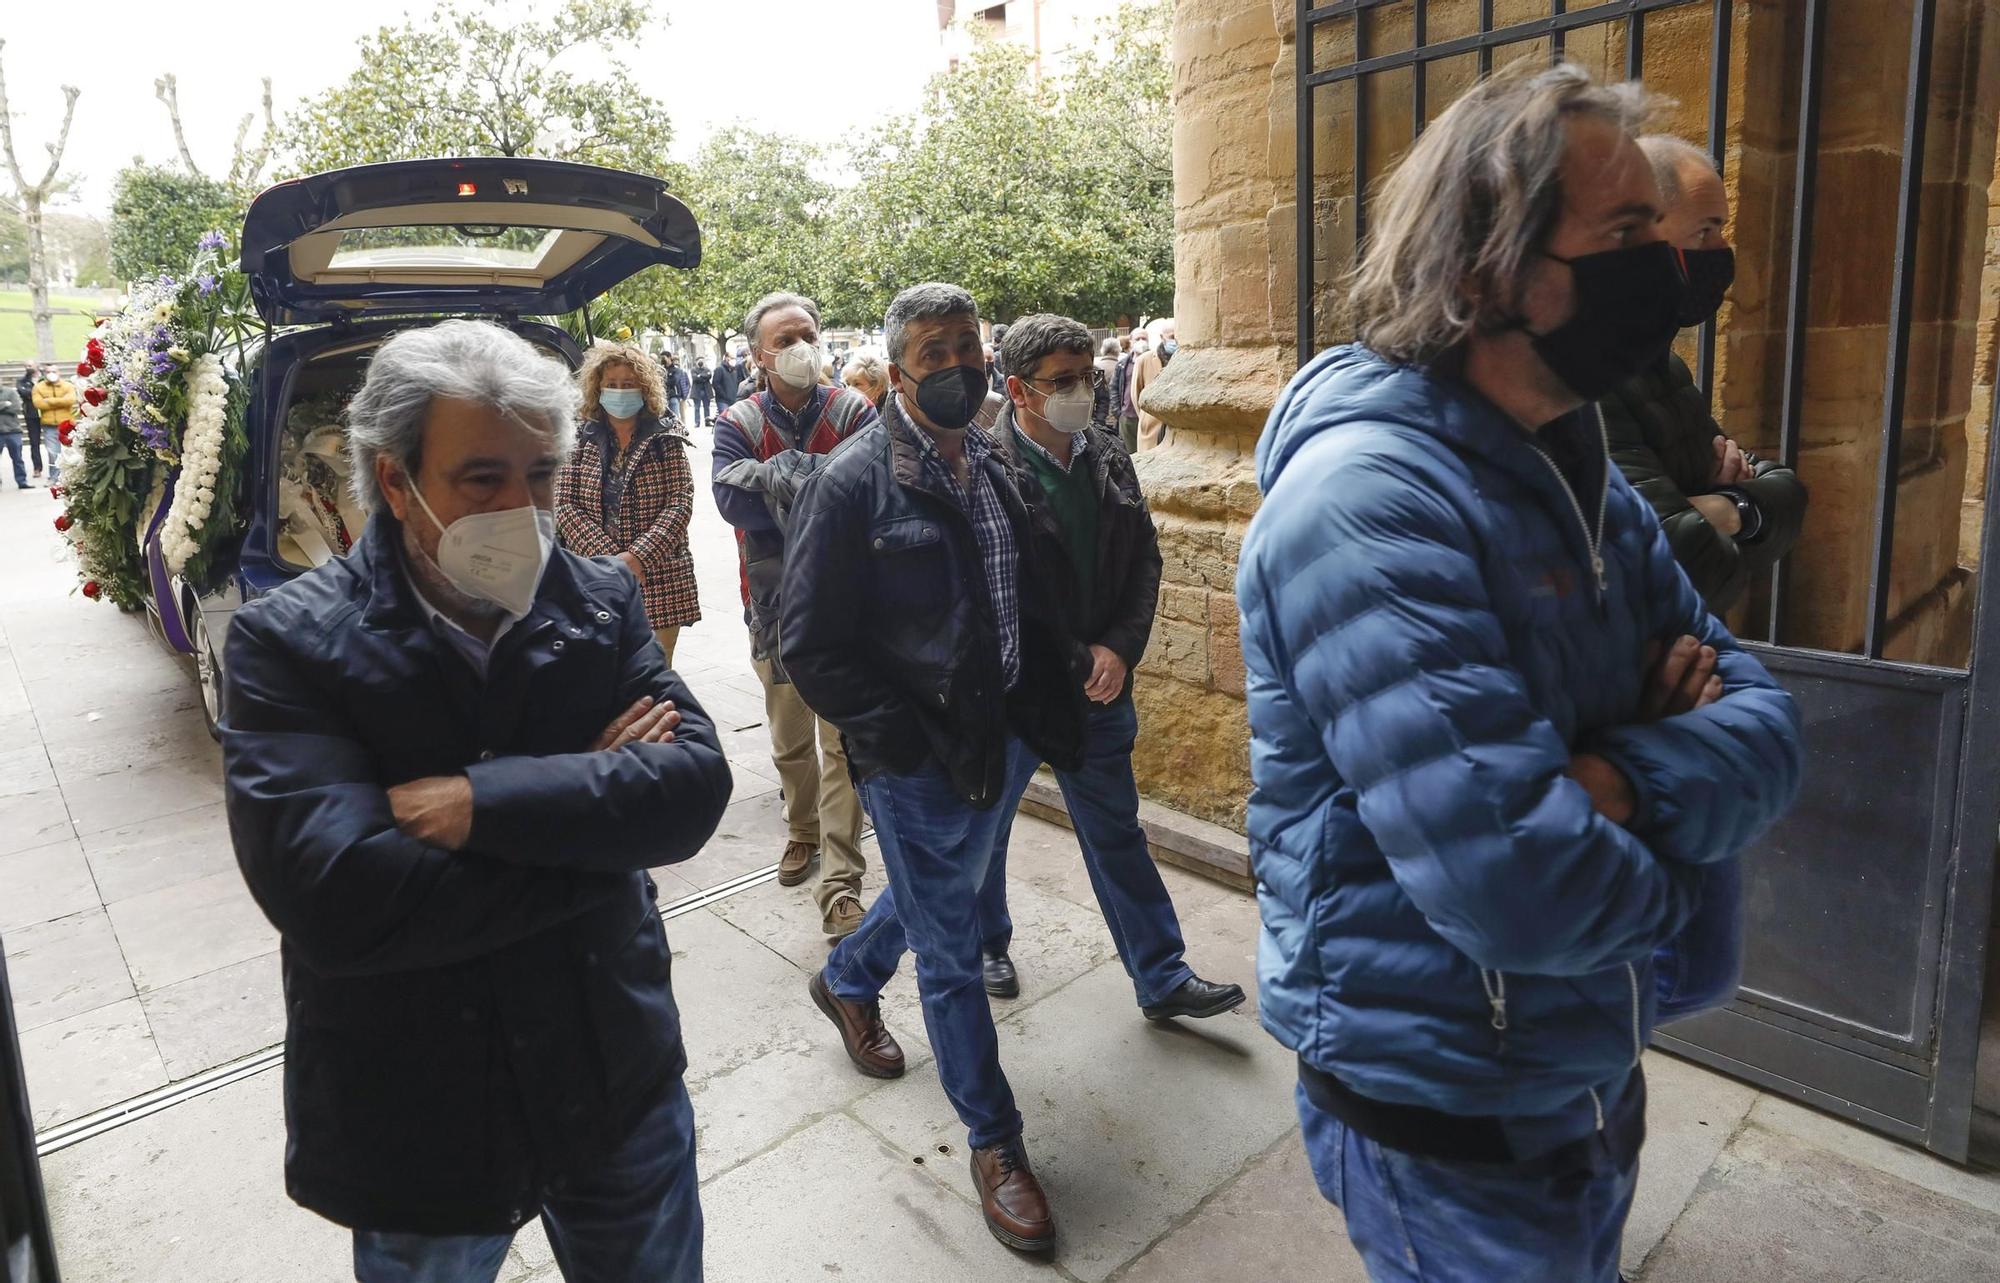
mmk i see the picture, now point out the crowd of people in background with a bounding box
[3,362,72,491]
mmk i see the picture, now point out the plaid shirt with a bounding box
[909,409,1021,691]
[554,416,702,630]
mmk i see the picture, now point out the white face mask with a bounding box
[405,480,555,621]
[771,340,822,390]
[1037,383,1094,434]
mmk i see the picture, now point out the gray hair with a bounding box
[1638,134,1718,210]
[842,349,889,389]
[1350,61,1659,365]
[1100,336,1123,358]
[743,292,821,347]
[1000,313,1094,379]
[884,282,979,364]
[345,319,580,515]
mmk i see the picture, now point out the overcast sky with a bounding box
[4,0,945,217]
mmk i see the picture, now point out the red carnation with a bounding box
[76,361,91,377]
[81,581,101,600]
[57,426,73,447]
[83,387,106,407]
[48,486,61,499]
[86,338,102,355]
[53,514,71,532]
[87,351,105,372]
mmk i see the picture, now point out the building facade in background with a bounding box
[935,0,1130,75]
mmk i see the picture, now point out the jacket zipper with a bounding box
[1480,968,1508,1055]
[1626,962,1643,1066]
[1529,406,1612,602]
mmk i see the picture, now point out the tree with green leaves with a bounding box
[109,167,248,283]
[277,0,677,181]
[833,0,1175,329]
[594,128,839,354]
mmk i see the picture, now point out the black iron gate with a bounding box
[1297,0,2000,1158]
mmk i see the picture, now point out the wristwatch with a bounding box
[1717,487,1763,542]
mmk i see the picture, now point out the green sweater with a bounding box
[1013,426,1098,608]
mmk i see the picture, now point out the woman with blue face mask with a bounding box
[554,342,702,663]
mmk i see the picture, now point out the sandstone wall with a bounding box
[1138,0,2000,832]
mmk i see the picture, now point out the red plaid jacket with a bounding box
[555,415,702,630]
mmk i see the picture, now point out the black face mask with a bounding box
[907,363,989,430]
[1520,240,1685,400]
[1674,245,1736,327]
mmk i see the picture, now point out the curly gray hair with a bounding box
[345,319,580,515]
[1349,61,1660,365]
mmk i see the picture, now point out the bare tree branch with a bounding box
[240,77,277,185]
[156,73,203,175]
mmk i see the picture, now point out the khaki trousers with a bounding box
[752,655,866,911]
[653,627,681,667]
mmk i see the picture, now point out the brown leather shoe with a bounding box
[970,1138,1054,1253]
[809,970,904,1078]
[777,840,817,886]
[822,894,865,940]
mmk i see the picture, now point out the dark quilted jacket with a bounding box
[1601,353,1807,611]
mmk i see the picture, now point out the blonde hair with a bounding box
[1349,61,1658,365]
[843,350,889,399]
[576,341,669,420]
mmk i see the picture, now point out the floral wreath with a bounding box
[55,232,256,608]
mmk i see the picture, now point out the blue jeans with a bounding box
[352,1076,702,1283]
[40,427,58,482]
[1654,858,1742,1023]
[978,696,1196,1007]
[824,748,1026,1149]
[1296,1070,1644,1282]
[0,431,24,487]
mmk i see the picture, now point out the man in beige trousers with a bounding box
[712,292,878,938]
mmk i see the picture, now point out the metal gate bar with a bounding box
[1864,0,1941,660]
[1768,0,1829,645]
[1304,0,1700,89]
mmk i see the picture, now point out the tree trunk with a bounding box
[24,190,53,362]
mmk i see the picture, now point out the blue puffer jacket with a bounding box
[1238,346,1802,1120]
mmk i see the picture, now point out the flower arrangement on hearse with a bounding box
[54,231,254,608]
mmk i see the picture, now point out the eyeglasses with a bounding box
[1022,370,1105,397]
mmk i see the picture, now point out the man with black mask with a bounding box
[1603,134,1806,614]
[782,282,1086,1256]
[1238,66,1800,1281]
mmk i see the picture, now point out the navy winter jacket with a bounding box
[221,514,733,1234]
[1238,346,1802,1120]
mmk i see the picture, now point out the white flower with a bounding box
[160,353,231,577]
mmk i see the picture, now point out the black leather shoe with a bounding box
[983,952,1020,999]
[1142,975,1246,1021]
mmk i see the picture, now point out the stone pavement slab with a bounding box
[18,997,168,1130]
[79,801,237,905]
[0,836,98,933]
[104,869,278,994]
[1112,1131,1367,1283]
[4,907,132,1030]
[1621,1049,1762,1273]
[700,1112,1062,1283]
[139,950,285,1080]
[852,962,1298,1283]
[1637,1114,2000,1281]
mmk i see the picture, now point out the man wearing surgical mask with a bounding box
[783,283,1087,1254]
[218,320,733,1282]
[975,313,1246,1019]
[711,291,880,937]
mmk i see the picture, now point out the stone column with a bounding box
[1125,0,1297,831]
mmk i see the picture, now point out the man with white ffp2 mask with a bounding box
[977,313,1245,1022]
[218,319,732,1283]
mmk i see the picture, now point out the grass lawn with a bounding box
[0,295,109,366]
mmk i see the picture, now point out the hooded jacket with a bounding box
[1238,345,1801,1121]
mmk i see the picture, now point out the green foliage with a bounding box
[831,0,1176,329]
[592,127,838,349]
[276,0,676,180]
[109,166,247,283]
